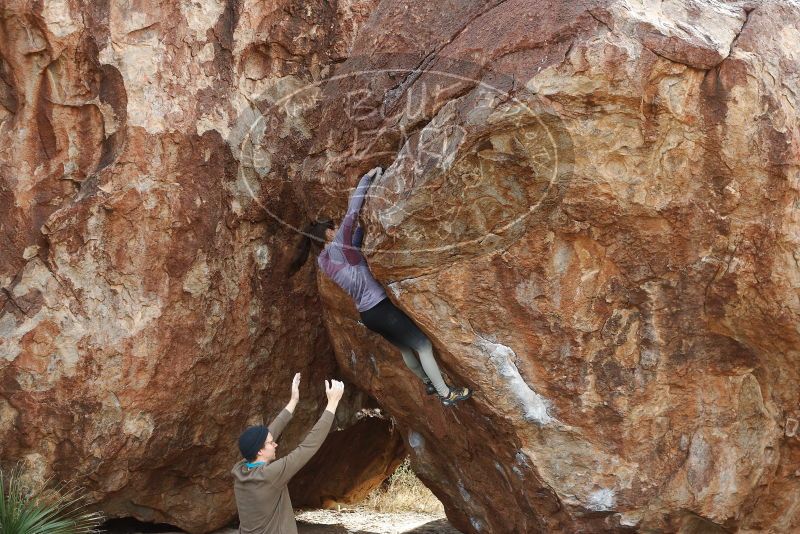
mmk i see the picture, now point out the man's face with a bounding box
[258,432,277,462]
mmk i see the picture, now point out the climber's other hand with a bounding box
[365,166,383,181]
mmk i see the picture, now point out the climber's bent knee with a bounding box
[409,335,433,355]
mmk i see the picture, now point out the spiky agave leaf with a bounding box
[0,466,103,534]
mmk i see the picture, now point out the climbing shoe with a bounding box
[423,381,437,395]
[441,386,472,407]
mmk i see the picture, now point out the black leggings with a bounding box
[360,298,449,396]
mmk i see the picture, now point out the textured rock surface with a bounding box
[309,0,800,532]
[0,0,386,532]
[2,0,800,533]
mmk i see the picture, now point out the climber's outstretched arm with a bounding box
[335,167,381,263]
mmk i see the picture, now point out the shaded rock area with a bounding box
[2,0,800,533]
[291,413,406,508]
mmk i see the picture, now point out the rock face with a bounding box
[0,0,387,532]
[2,0,800,533]
[309,0,800,532]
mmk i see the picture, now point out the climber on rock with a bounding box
[232,373,344,534]
[289,167,472,407]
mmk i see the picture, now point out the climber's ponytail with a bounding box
[288,220,334,277]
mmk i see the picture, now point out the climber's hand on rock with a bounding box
[365,166,383,181]
[324,379,345,413]
[286,372,301,413]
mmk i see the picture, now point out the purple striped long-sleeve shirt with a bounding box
[318,173,387,313]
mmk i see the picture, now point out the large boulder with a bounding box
[2,0,800,533]
[305,0,800,532]
[0,0,390,532]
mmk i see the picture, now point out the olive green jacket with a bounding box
[232,409,334,534]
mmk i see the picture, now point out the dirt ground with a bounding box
[295,509,462,533]
[107,509,462,534]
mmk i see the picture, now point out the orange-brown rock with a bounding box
[0,0,385,532]
[3,0,800,533]
[306,0,800,532]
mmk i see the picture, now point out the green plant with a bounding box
[0,466,103,534]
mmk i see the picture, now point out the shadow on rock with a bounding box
[402,518,463,533]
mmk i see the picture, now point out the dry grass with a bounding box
[361,459,444,515]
